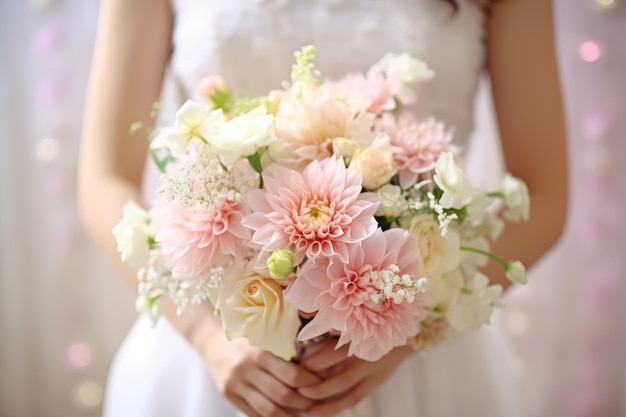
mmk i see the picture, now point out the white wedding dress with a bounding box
[103,0,522,416]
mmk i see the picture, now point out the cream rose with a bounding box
[218,266,301,359]
[349,147,397,190]
[400,213,461,277]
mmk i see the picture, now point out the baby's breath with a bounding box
[427,192,458,237]
[365,264,427,305]
[159,146,252,210]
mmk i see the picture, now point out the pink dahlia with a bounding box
[330,73,396,115]
[242,156,379,265]
[377,112,457,189]
[285,228,431,361]
[150,197,252,282]
[269,86,375,170]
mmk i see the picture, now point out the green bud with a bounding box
[267,249,295,279]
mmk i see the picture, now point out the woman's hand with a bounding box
[198,320,323,417]
[297,341,414,416]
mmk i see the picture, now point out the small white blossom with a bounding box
[375,184,408,218]
[112,202,153,268]
[366,264,427,305]
[506,260,527,284]
[433,152,473,210]
[150,100,225,157]
[500,174,530,222]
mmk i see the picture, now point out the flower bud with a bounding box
[267,249,295,279]
[505,260,527,285]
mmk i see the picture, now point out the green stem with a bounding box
[459,245,508,269]
[196,133,210,145]
[487,191,504,199]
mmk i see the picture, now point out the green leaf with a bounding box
[150,149,173,174]
[246,152,264,189]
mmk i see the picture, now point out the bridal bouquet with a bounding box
[114,46,530,362]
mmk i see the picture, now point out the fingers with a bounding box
[258,350,322,387]
[297,363,362,400]
[246,366,317,411]
[306,381,372,417]
[238,385,301,417]
[299,340,350,373]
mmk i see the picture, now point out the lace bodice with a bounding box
[164,0,485,145]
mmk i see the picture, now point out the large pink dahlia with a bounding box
[285,228,431,361]
[150,197,252,282]
[242,156,379,265]
[377,112,457,189]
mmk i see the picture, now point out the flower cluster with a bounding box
[113,46,530,361]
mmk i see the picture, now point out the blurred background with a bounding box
[0,0,624,416]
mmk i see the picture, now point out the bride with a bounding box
[77,0,567,416]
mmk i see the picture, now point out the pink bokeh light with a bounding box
[67,343,92,368]
[579,41,601,62]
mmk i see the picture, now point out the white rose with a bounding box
[208,105,276,167]
[433,152,474,209]
[349,147,397,190]
[400,213,461,277]
[112,202,153,268]
[375,184,408,218]
[217,266,301,360]
[446,272,502,331]
[500,174,530,222]
[150,100,224,157]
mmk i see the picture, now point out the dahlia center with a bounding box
[297,197,335,230]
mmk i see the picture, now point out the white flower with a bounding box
[400,213,461,277]
[458,236,490,277]
[215,264,301,360]
[332,137,360,160]
[376,184,408,218]
[348,134,397,190]
[368,53,435,105]
[433,152,473,209]
[424,269,464,307]
[135,291,164,324]
[150,100,224,157]
[112,202,153,268]
[506,260,527,284]
[500,174,530,222]
[482,212,505,241]
[208,105,276,167]
[446,272,503,331]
